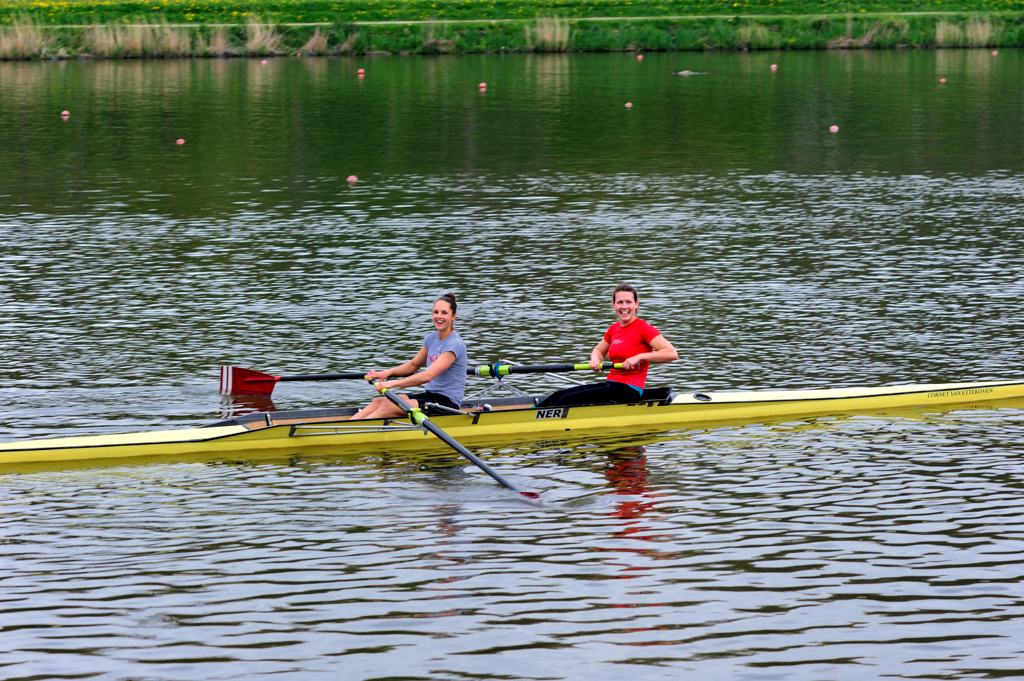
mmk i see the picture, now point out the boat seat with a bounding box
[639,387,675,404]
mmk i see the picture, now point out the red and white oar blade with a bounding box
[220,366,280,396]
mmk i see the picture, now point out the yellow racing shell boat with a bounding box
[2,378,1023,466]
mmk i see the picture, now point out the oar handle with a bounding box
[474,361,622,377]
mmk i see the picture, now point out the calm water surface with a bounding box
[1,51,1023,680]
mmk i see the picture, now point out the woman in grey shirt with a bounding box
[350,293,468,420]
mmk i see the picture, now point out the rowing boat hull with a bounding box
[1,379,1022,466]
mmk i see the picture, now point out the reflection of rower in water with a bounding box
[605,445,654,520]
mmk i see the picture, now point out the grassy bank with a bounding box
[2,0,1024,58]
[4,0,1024,24]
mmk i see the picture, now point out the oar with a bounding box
[370,379,541,502]
[221,362,621,396]
[220,365,367,396]
[474,361,622,377]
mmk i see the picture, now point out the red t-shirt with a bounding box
[603,318,662,391]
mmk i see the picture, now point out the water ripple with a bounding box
[4,53,1024,681]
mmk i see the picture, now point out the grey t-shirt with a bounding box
[423,330,467,405]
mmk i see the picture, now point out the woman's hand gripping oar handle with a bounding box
[369,379,541,501]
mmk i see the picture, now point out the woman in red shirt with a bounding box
[536,284,678,407]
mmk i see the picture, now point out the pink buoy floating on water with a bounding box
[771,63,778,71]
[940,78,947,83]
[992,50,998,56]
[625,102,633,108]
[176,138,185,145]
[637,54,643,61]
[829,125,839,133]
[347,175,358,183]
[60,110,70,119]
[478,82,487,90]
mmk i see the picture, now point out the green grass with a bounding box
[2,0,1024,56]
[4,0,1024,25]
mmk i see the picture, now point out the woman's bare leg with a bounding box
[349,395,416,420]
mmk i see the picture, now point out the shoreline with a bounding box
[1,13,1021,59]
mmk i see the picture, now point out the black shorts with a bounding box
[534,381,641,408]
[404,391,460,413]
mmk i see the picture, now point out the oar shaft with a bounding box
[279,363,618,380]
[278,372,367,382]
[373,381,533,497]
[222,361,619,396]
[412,408,521,492]
[220,366,369,395]
[474,361,621,377]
